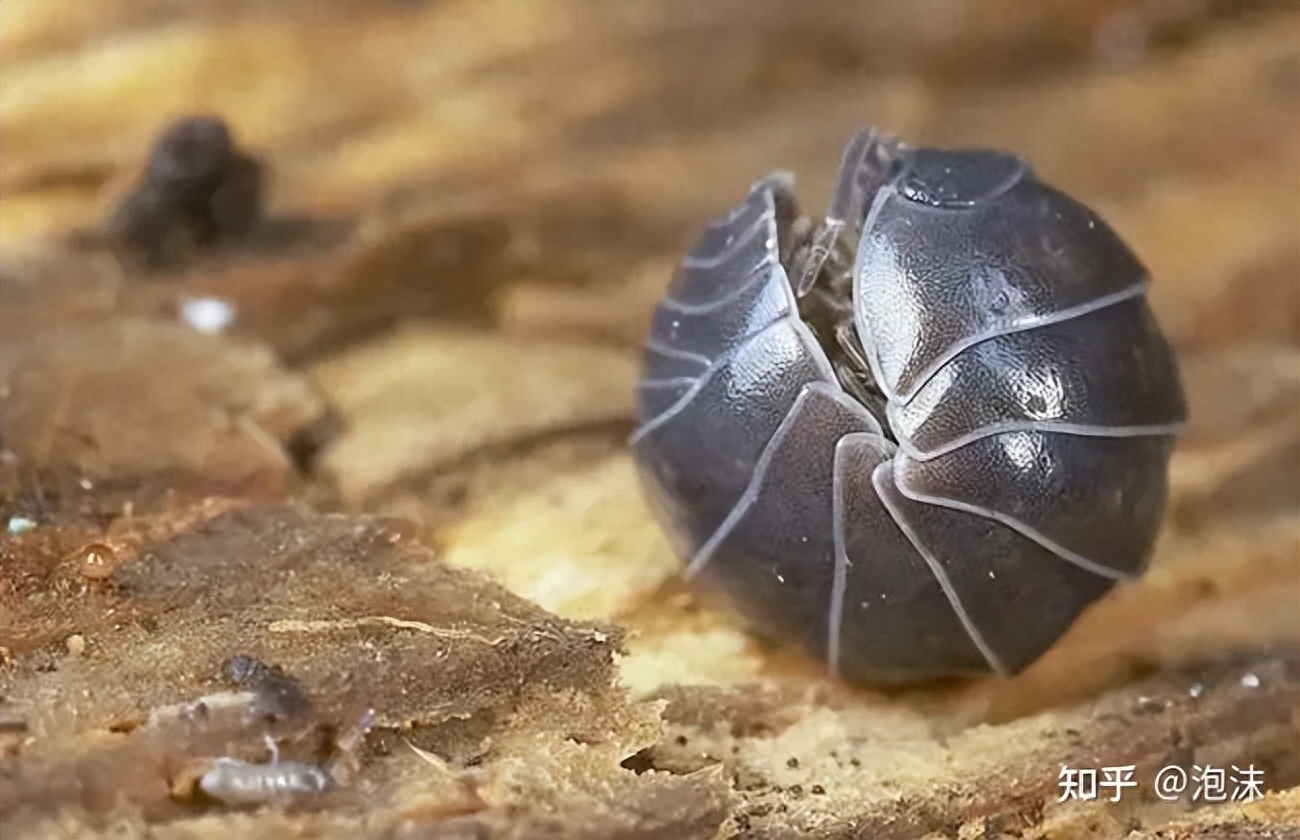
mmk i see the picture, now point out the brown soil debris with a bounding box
[1,1,1296,838]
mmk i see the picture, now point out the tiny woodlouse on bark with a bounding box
[187,710,376,807]
[631,128,1188,684]
[198,748,333,806]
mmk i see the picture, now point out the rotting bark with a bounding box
[1,2,1297,839]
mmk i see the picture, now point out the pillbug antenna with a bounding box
[791,129,901,297]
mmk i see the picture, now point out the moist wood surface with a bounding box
[1,2,1297,838]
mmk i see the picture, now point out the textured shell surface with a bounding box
[631,130,1188,685]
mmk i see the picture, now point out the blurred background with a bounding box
[5,1,1297,318]
[1,1,1297,837]
[4,0,1294,605]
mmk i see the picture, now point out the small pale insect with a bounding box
[198,738,333,806]
[631,128,1187,684]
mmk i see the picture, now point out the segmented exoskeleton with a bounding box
[631,129,1187,684]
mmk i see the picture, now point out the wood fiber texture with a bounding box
[1,1,1297,838]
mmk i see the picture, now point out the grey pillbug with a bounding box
[631,129,1187,684]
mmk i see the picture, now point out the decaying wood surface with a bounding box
[1,2,1297,838]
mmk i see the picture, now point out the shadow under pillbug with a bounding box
[631,129,1188,684]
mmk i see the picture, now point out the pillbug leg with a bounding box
[791,129,900,297]
[833,321,890,427]
[793,131,900,433]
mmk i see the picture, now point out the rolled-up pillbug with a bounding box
[631,128,1187,684]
